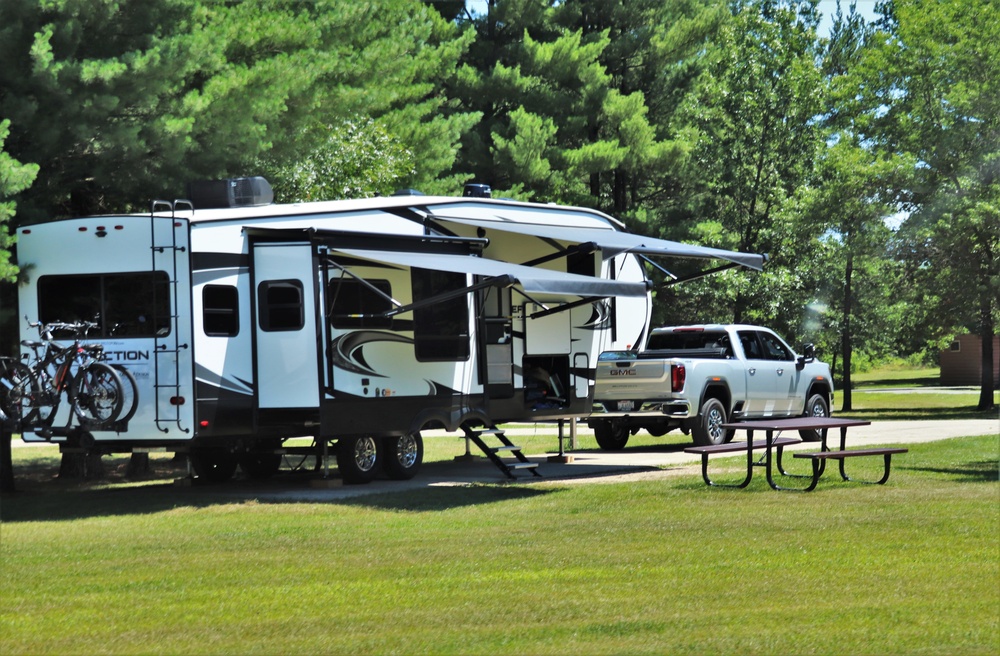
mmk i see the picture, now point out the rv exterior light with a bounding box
[170,396,185,406]
[78,226,87,232]
[200,420,209,428]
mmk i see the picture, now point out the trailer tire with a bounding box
[594,420,630,451]
[337,436,380,484]
[382,432,423,480]
[191,449,238,483]
[238,446,283,480]
[692,397,732,446]
[798,393,830,442]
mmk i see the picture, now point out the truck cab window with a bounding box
[38,272,171,338]
[758,332,794,361]
[738,331,765,360]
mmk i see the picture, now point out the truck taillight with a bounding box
[671,364,686,392]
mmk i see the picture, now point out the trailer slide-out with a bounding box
[13,179,764,483]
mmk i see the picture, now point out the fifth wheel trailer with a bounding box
[13,182,764,483]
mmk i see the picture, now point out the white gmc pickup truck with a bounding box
[587,324,834,448]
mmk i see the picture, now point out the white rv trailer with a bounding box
[14,182,764,482]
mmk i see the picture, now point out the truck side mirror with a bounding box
[796,343,816,370]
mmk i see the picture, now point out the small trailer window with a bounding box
[258,280,304,332]
[412,269,470,361]
[38,272,171,338]
[203,285,239,336]
[327,278,393,329]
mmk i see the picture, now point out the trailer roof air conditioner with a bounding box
[188,177,274,209]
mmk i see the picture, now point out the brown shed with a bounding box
[939,334,1000,386]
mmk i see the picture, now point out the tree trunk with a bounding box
[978,289,996,410]
[841,252,854,411]
[1,428,15,493]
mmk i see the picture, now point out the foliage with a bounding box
[265,118,415,202]
[0,119,38,283]
[0,0,476,221]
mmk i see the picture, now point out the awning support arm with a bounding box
[325,259,403,308]
[639,254,678,281]
[331,275,517,320]
[662,262,742,287]
[520,241,600,268]
[527,296,606,320]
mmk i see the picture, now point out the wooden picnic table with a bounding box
[686,416,906,491]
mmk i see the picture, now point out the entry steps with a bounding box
[462,423,542,480]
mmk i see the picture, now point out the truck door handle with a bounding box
[748,368,756,375]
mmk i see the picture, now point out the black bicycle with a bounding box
[12,320,125,430]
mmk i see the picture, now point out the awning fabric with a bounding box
[332,248,649,298]
[429,214,765,271]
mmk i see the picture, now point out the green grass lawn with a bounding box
[2,434,998,655]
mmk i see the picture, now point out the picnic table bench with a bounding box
[686,417,907,491]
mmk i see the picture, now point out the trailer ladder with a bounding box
[461,423,541,479]
[150,200,190,434]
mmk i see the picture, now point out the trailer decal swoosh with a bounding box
[330,331,413,377]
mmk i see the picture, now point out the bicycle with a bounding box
[0,356,33,426]
[15,320,125,431]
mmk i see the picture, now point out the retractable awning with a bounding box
[331,247,649,298]
[428,214,766,271]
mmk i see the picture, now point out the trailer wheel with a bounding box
[594,421,630,450]
[191,449,238,483]
[337,436,380,484]
[798,393,830,442]
[692,398,732,446]
[238,451,283,479]
[382,432,423,480]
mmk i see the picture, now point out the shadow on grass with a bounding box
[337,484,560,512]
[852,376,942,388]
[901,460,1000,483]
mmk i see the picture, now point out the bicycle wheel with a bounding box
[110,364,139,423]
[0,361,35,424]
[71,362,123,427]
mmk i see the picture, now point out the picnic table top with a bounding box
[721,417,872,431]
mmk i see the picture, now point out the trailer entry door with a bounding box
[252,242,321,413]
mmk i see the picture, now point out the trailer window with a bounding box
[258,280,304,332]
[37,272,171,338]
[327,278,393,329]
[203,285,239,336]
[412,269,470,361]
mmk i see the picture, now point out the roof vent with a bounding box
[463,183,491,198]
[187,177,274,209]
[392,188,425,196]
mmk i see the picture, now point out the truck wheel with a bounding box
[692,398,731,446]
[798,394,830,442]
[594,421,630,450]
[382,433,423,480]
[191,449,238,483]
[337,436,380,484]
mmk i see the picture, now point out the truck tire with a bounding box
[337,435,380,484]
[798,394,830,442]
[382,432,423,480]
[692,397,732,446]
[594,421,630,450]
